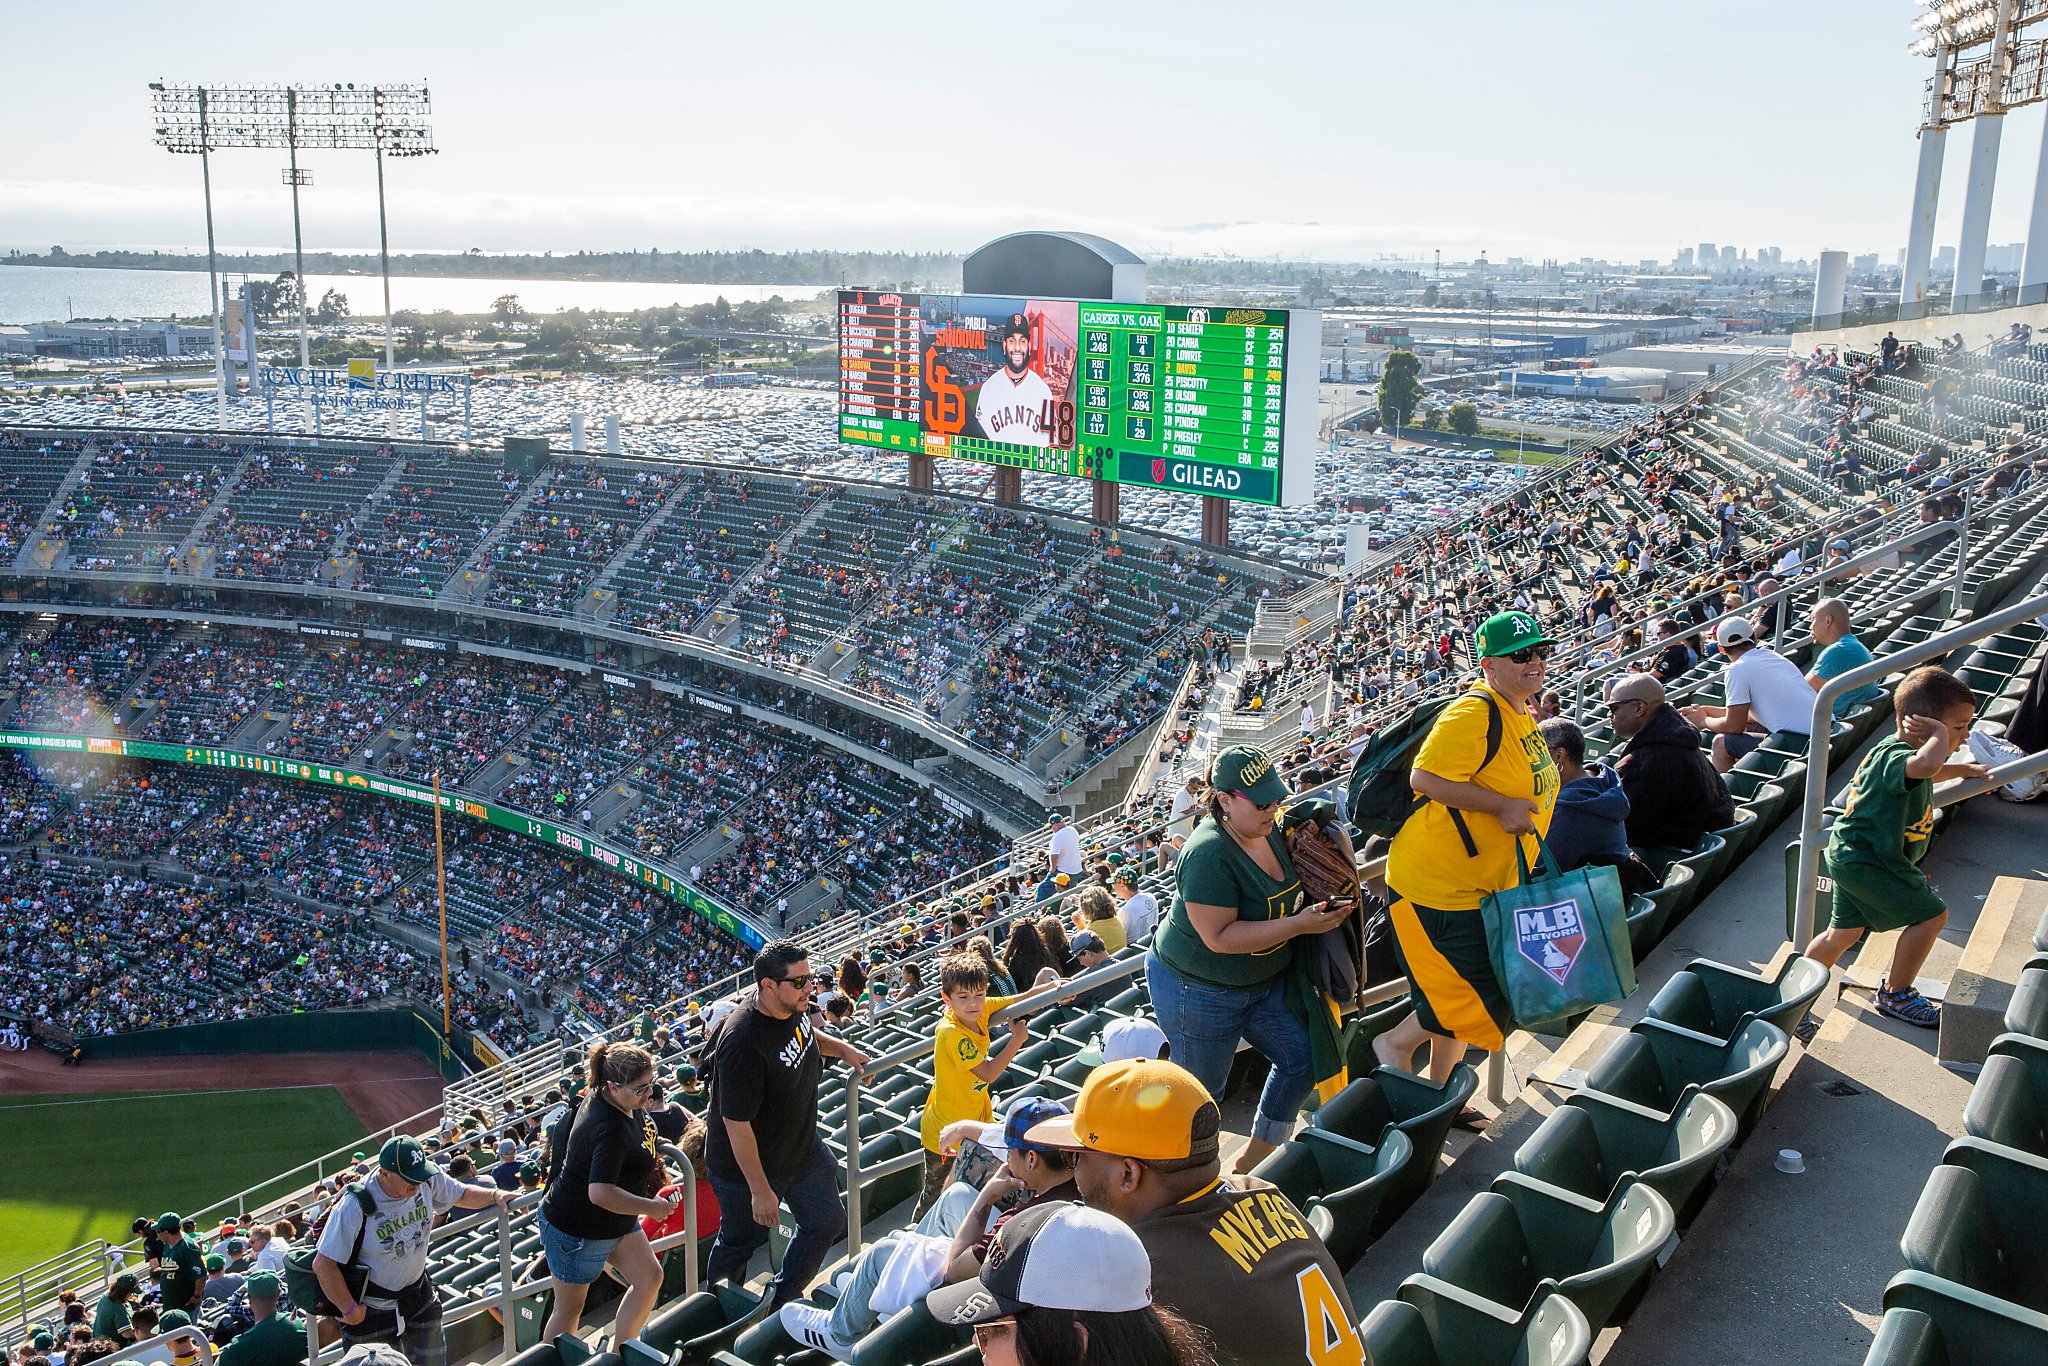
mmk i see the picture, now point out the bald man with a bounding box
[1806,598,1885,717]
[1606,673,1734,851]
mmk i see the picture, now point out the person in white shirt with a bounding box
[1298,702,1316,740]
[1045,813,1083,876]
[1111,872,1159,943]
[249,1225,288,1276]
[1680,615,1817,772]
[1165,777,1204,848]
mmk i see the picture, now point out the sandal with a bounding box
[1875,984,1940,1029]
[1452,1107,1489,1132]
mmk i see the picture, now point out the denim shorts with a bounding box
[537,1207,625,1286]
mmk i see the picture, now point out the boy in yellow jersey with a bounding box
[915,951,1061,1216]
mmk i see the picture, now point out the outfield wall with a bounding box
[80,1007,475,1082]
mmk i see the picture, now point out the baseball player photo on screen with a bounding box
[917,295,1078,454]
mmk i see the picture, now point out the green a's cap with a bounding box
[1210,743,1288,806]
[113,1273,139,1296]
[379,1135,434,1184]
[244,1271,281,1300]
[31,1333,53,1350]
[205,1254,225,1272]
[674,1063,698,1083]
[518,1160,541,1180]
[154,1212,183,1233]
[158,1311,192,1331]
[351,1152,367,1163]
[1474,610,1555,660]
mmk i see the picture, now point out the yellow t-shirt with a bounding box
[920,993,1017,1152]
[1080,914,1128,954]
[1386,684,1558,911]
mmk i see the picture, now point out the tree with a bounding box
[314,288,350,324]
[1378,350,1424,429]
[1414,407,1441,430]
[492,294,526,323]
[1421,283,1440,307]
[1448,402,1480,436]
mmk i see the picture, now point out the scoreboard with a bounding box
[838,289,1317,507]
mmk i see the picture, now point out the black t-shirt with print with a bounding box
[705,998,822,1187]
[542,1098,664,1239]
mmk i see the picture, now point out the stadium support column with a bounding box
[907,452,934,491]
[199,91,228,424]
[1201,495,1230,548]
[1901,126,1948,313]
[1953,111,2005,313]
[994,466,1022,504]
[1092,475,1119,524]
[2023,114,2048,306]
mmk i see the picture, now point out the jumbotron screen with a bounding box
[838,290,1317,506]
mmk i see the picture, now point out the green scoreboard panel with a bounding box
[838,290,1316,507]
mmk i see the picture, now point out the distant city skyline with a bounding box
[7,0,2041,269]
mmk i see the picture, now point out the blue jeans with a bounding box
[827,1181,978,1341]
[1146,950,1312,1145]
[706,1138,843,1304]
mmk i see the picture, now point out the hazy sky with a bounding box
[4,0,2036,265]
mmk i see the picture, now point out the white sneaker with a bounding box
[779,1302,857,1363]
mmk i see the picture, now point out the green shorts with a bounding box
[1387,892,1512,1052]
[1825,855,1945,934]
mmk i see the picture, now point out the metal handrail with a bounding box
[1790,589,2048,944]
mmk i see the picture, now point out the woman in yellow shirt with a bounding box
[1374,612,1560,1085]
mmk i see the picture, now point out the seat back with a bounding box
[2009,966,2048,1041]
[1306,1127,1412,1270]
[1963,1052,2048,1157]
[1863,1307,1955,1366]
[1421,1191,1541,1310]
[1882,1270,2048,1360]
[848,1300,968,1366]
[1388,1277,1593,1366]
[1901,1166,2023,1307]
[1513,1104,1609,1203]
[1933,1136,2048,1310]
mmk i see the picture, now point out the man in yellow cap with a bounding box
[1024,1058,1361,1366]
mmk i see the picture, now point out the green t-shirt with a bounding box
[215,1313,307,1366]
[92,1296,132,1341]
[1155,800,1333,989]
[1828,737,1934,872]
[159,1239,205,1311]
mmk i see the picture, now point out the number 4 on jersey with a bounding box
[1297,1264,1366,1366]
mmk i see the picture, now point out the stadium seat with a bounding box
[655,1282,773,1361]
[1512,1089,1737,1227]
[2006,967,2048,1041]
[1877,1270,2048,1362]
[553,1332,621,1366]
[1312,1062,1479,1232]
[1580,1018,1789,1137]
[1423,1175,1673,1329]
[1643,955,1830,1044]
[1624,894,1665,962]
[1362,1279,1592,1366]
[1900,1138,2048,1313]
[1251,1126,1412,1270]
[1965,1036,2048,1158]
[846,1301,968,1366]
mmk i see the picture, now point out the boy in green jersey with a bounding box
[1803,667,1988,1027]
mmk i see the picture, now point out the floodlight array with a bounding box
[149,82,435,155]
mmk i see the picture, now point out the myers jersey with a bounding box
[1136,1176,1362,1366]
[975,367,1055,446]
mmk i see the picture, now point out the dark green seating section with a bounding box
[1310,1062,1480,1235]
[1252,1126,1414,1270]
[1643,955,1830,1044]
[1357,955,1793,1361]
[1864,990,2048,1362]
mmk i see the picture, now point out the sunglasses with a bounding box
[1605,697,1647,714]
[615,1078,656,1097]
[972,1319,1018,1350]
[1232,789,1282,813]
[1502,645,1554,664]
[772,973,825,987]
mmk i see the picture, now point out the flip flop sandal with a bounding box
[1452,1107,1489,1132]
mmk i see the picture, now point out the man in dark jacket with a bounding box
[1606,673,1735,850]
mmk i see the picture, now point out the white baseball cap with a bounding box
[1092,1017,1169,1065]
[1715,616,1757,649]
[926,1203,1151,1325]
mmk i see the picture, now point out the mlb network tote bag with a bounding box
[1479,838,1636,1030]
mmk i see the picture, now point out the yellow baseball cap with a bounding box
[1023,1058,1220,1163]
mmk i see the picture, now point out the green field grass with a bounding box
[0,1086,368,1281]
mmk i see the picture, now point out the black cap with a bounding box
[1000,313,1031,340]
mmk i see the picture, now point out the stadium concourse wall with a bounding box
[76,1005,480,1081]
[0,728,770,950]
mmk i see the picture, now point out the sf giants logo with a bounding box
[923,345,966,434]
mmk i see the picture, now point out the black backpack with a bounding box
[1347,690,1503,848]
[282,1183,377,1315]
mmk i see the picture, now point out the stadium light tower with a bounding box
[151,82,436,409]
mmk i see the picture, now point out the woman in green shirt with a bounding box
[1147,744,1352,1170]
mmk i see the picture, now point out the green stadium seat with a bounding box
[655,1282,772,1361]
[552,1333,620,1366]
[1713,805,1765,863]
[1581,1018,1789,1137]
[1363,1279,1592,1366]
[1421,1175,1670,1330]
[1312,1062,1479,1233]
[1643,955,1830,1044]
[1966,1036,2048,1158]
[1512,1089,1737,1227]
[2006,967,2048,1041]
[1900,1137,2048,1313]
[1878,1270,2048,1362]
[1624,894,1666,962]
[847,1301,968,1366]
[2034,905,2048,953]
[1251,1126,1412,1270]
[1665,833,1728,921]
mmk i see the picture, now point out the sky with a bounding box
[2,0,2037,267]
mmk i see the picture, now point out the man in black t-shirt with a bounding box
[706,939,869,1305]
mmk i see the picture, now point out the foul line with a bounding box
[0,1079,442,1112]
